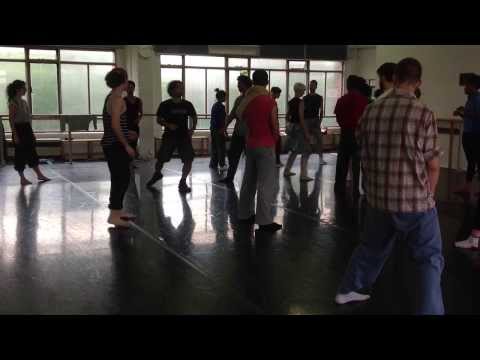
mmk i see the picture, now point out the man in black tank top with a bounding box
[147,81,198,194]
[124,81,143,153]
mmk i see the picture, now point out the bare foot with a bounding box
[21,178,32,186]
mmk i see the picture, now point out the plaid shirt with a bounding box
[356,88,440,213]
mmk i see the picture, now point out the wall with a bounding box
[376,45,480,170]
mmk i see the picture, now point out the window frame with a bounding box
[0,45,116,117]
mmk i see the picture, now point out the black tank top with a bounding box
[124,97,141,130]
[288,97,302,124]
[101,94,129,147]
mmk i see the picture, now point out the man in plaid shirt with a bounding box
[335,58,444,315]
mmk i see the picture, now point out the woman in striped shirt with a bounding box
[101,68,136,228]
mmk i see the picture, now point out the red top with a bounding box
[334,90,368,130]
[244,95,277,148]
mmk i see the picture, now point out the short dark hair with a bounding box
[128,80,136,87]
[167,80,183,97]
[215,88,226,101]
[346,75,366,92]
[6,79,26,102]
[252,70,269,86]
[395,58,422,84]
[377,62,396,82]
[105,67,128,89]
[310,80,318,86]
[237,75,253,88]
[464,73,480,89]
[271,86,281,94]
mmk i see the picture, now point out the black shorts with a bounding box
[157,133,195,163]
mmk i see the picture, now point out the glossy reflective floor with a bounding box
[0,153,479,314]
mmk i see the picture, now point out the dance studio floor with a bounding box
[0,153,479,315]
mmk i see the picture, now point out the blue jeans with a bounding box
[339,206,445,315]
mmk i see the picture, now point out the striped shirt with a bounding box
[356,88,440,213]
[101,94,129,147]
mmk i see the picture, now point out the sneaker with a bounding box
[276,162,284,168]
[454,236,480,250]
[257,223,282,233]
[319,159,327,165]
[283,171,296,177]
[147,172,163,188]
[335,291,371,305]
[178,181,192,194]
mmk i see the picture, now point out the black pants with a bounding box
[128,124,139,151]
[103,144,132,210]
[225,134,245,180]
[335,128,360,196]
[210,130,226,168]
[14,122,39,173]
[462,132,480,182]
[275,136,282,164]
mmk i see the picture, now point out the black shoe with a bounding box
[147,172,163,188]
[209,164,218,169]
[239,215,255,225]
[257,223,282,233]
[178,181,192,194]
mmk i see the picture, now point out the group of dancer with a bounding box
[7,55,480,315]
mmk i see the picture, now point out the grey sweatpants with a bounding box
[238,146,276,225]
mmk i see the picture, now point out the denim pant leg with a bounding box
[338,206,397,294]
[403,208,444,315]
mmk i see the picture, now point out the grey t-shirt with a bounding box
[230,94,246,136]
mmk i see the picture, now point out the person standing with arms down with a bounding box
[147,80,197,194]
[453,73,480,196]
[334,75,369,198]
[124,80,143,156]
[237,70,282,233]
[283,83,314,181]
[7,80,50,186]
[219,75,253,185]
[335,58,444,315]
[270,86,283,167]
[101,68,136,227]
[303,80,326,165]
[209,88,227,171]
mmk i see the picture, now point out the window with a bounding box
[228,58,248,68]
[0,62,26,114]
[325,72,343,117]
[30,63,58,114]
[185,68,206,114]
[289,61,306,70]
[0,47,24,60]
[61,64,89,114]
[160,55,182,66]
[288,72,307,100]
[207,69,225,115]
[160,68,182,102]
[29,49,57,60]
[269,71,287,115]
[185,55,224,68]
[89,65,113,115]
[310,61,343,71]
[251,58,286,70]
[159,54,344,130]
[60,50,114,63]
